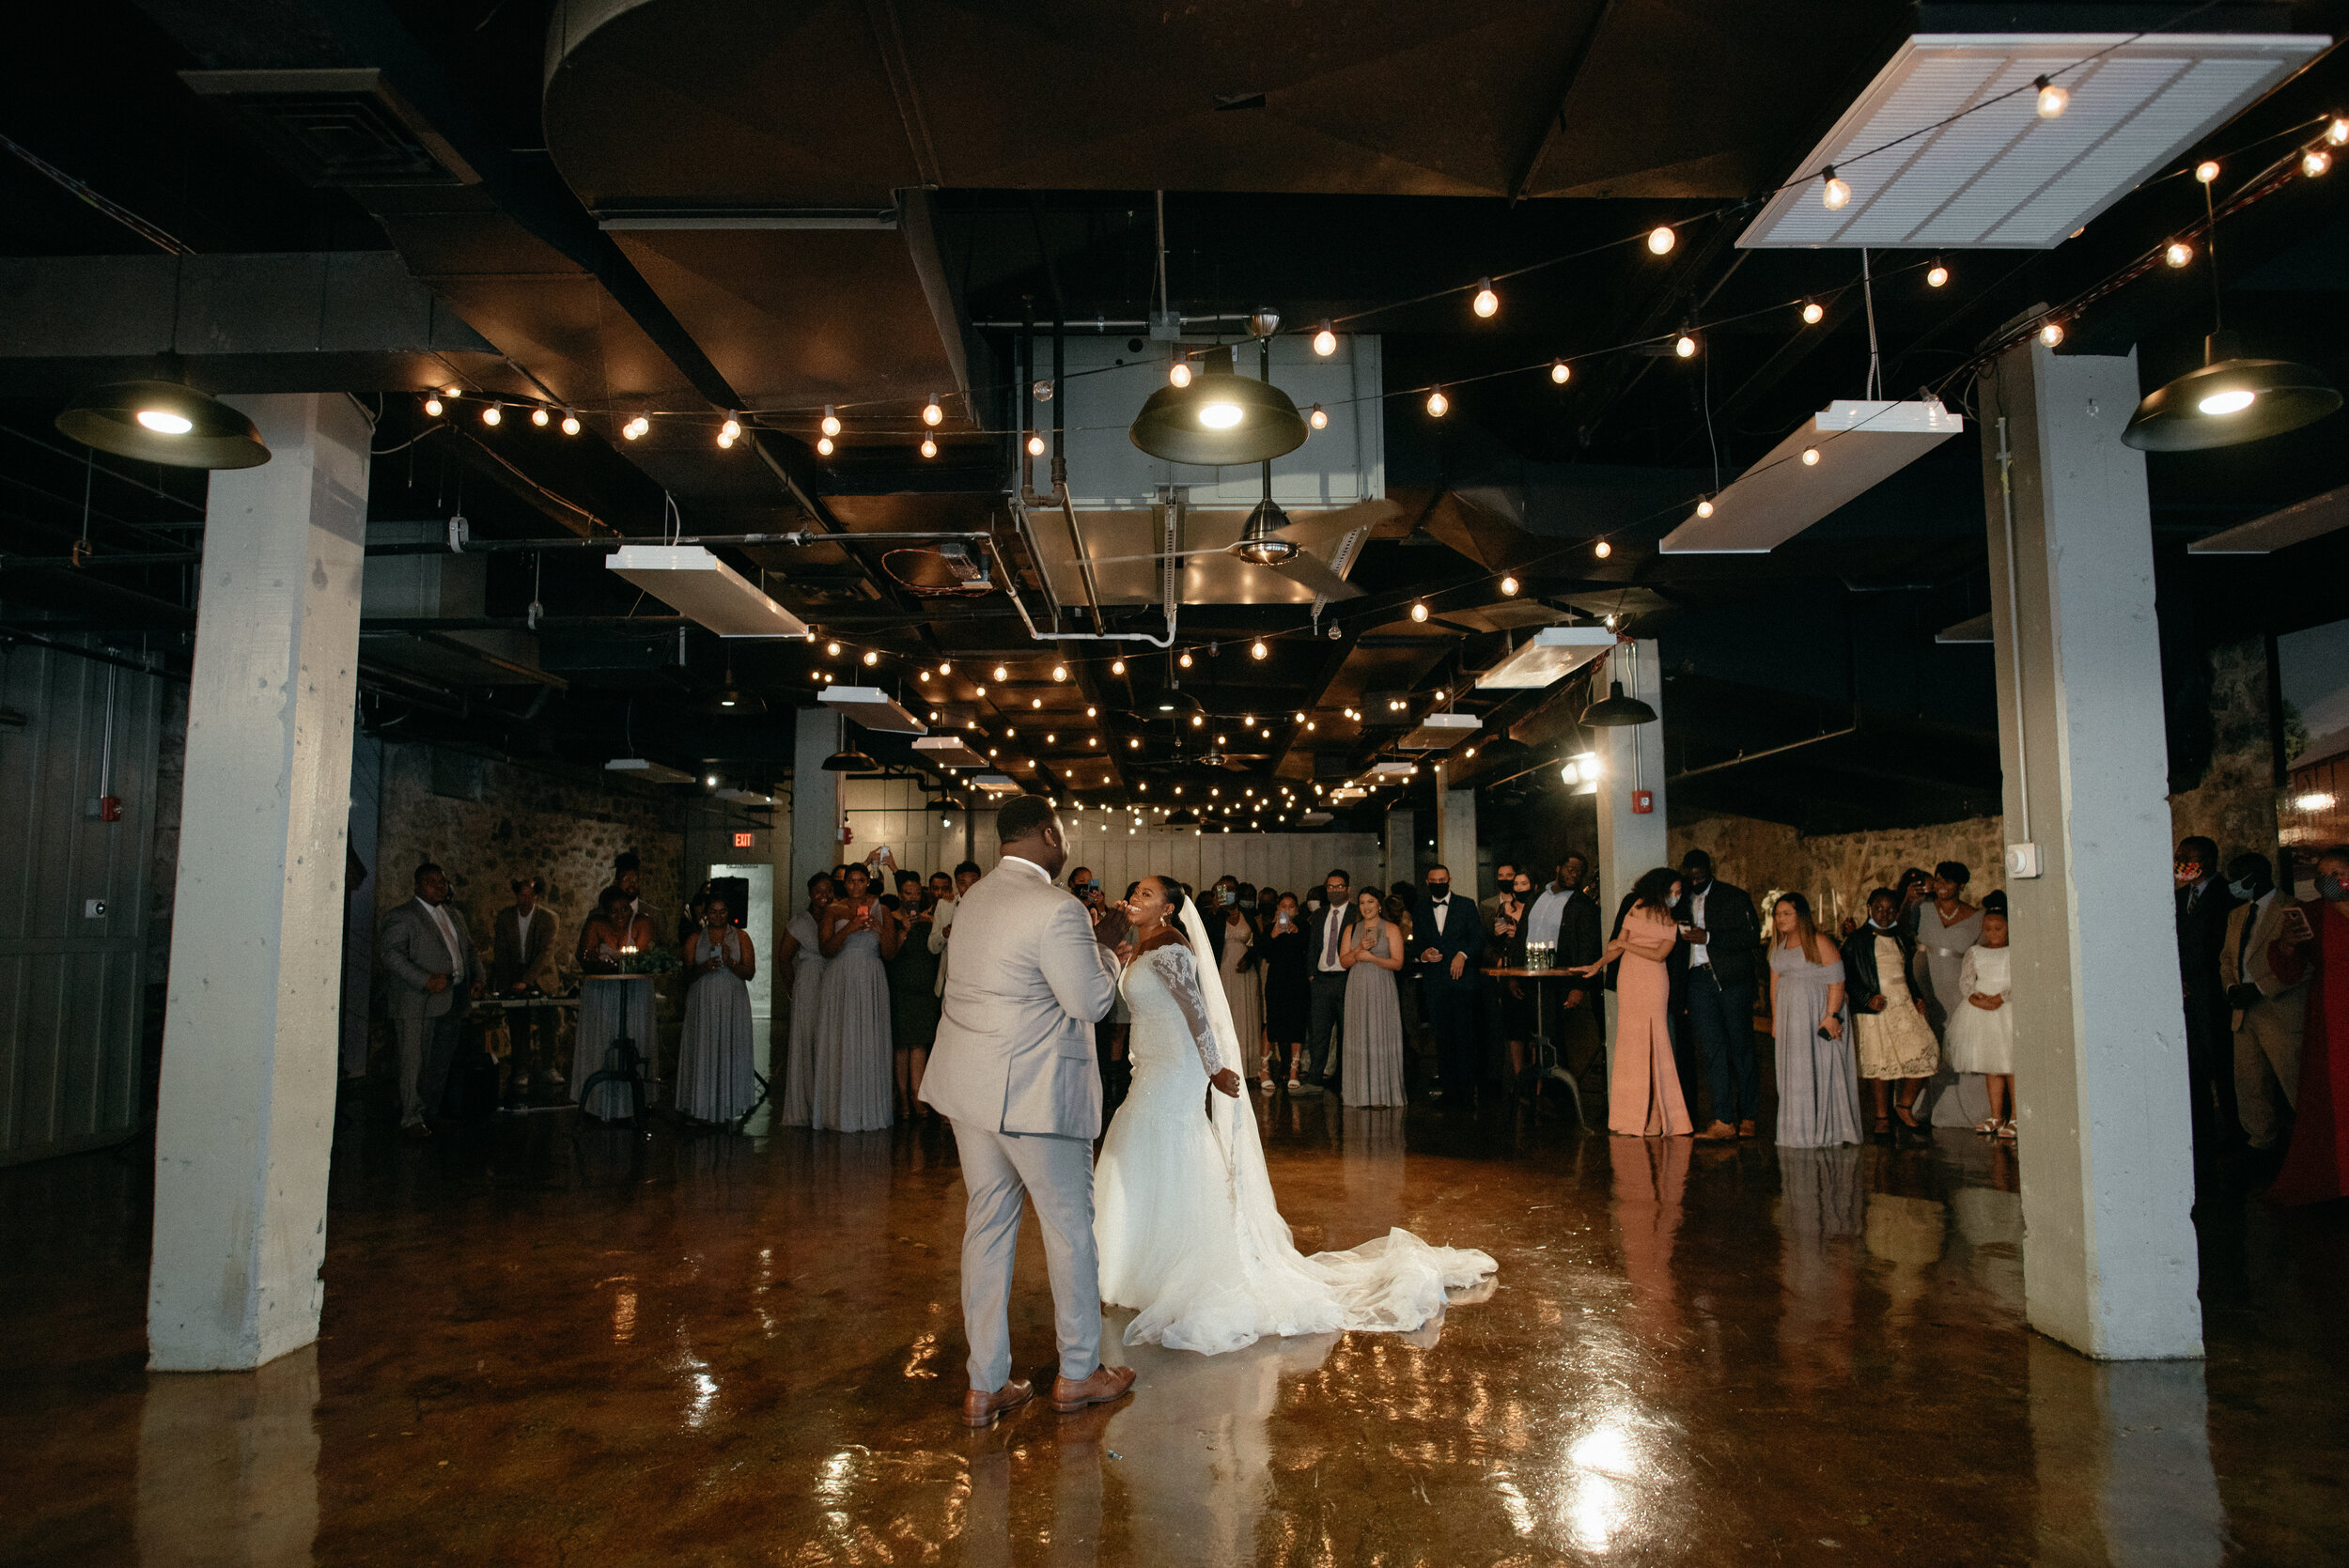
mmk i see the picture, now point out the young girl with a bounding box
[1943,909,2015,1140]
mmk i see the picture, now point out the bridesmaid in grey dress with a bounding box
[777,873,832,1127]
[676,897,756,1122]
[1341,889,1408,1107]
[1914,862,1989,1127]
[1767,893,1861,1147]
[814,864,894,1131]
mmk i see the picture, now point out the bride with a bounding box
[1094,875,1496,1355]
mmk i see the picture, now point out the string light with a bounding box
[480,403,502,427]
[1801,301,1825,325]
[2165,240,2194,269]
[1695,499,1714,519]
[561,411,581,436]
[1821,166,1851,210]
[1410,600,1429,623]
[920,437,938,458]
[2196,160,2220,184]
[1647,225,1675,255]
[2330,117,2349,147]
[717,414,739,449]
[817,436,835,456]
[1426,388,1449,417]
[1674,334,1698,359]
[1550,359,1571,384]
[826,641,842,657]
[1178,651,1193,669]
[1801,446,1820,466]
[2305,148,2333,179]
[1471,278,1499,318]
[1594,538,1612,558]
[1309,404,1329,429]
[423,395,443,416]
[2033,76,2069,118]
[1085,706,1097,717]
[1926,259,1950,288]
[820,406,842,438]
[2039,320,2066,348]
[1500,575,1519,596]
[1051,663,1068,681]
[922,396,943,427]
[1251,639,1268,660]
[1111,659,1125,675]
[531,406,551,427]
[1169,361,1192,388]
[937,660,952,674]
[863,649,879,666]
[992,664,1009,681]
[1313,321,1337,355]
[623,414,649,441]
[1026,433,1046,457]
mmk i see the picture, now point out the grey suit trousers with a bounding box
[397,1005,466,1126]
[950,1118,1102,1391]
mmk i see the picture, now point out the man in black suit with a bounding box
[1675,849,1763,1139]
[1528,854,1605,1077]
[2174,834,2241,1170]
[1414,864,1486,1105]
[1298,868,1359,1095]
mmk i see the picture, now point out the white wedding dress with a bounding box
[1093,905,1496,1355]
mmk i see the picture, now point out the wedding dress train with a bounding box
[1093,907,1495,1356]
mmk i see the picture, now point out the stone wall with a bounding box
[2166,635,2281,871]
[1669,812,2008,931]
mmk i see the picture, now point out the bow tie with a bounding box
[1428,893,1450,905]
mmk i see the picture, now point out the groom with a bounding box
[920,794,1139,1427]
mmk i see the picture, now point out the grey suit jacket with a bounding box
[380,898,479,1022]
[919,859,1121,1139]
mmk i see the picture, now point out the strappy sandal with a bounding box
[1997,1120,2017,1141]
[1973,1116,1999,1136]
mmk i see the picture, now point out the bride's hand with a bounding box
[1209,1067,1243,1097]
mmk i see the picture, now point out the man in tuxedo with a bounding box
[1675,849,1763,1140]
[379,862,481,1138]
[1415,865,1486,1105]
[2175,834,2241,1169]
[1528,853,1604,1077]
[1299,868,1358,1094]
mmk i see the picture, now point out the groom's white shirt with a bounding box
[919,853,1121,1139]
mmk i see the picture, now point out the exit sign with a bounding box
[733,831,755,848]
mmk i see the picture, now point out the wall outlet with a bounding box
[84,898,107,920]
[2004,842,2042,879]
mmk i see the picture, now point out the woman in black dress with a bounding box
[1262,891,1311,1094]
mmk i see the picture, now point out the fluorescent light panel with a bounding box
[604,545,809,638]
[1660,400,1963,555]
[1475,627,1621,691]
[1400,712,1480,750]
[817,684,926,734]
[604,757,697,784]
[911,736,988,767]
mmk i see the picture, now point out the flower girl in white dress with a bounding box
[1944,909,2015,1141]
[1092,876,1496,1356]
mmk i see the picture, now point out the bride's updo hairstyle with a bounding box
[1148,875,1189,922]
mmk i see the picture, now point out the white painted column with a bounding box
[1383,807,1415,894]
[1434,768,1476,884]
[1593,638,1667,1060]
[1983,339,2201,1360]
[148,395,370,1371]
[792,706,842,892]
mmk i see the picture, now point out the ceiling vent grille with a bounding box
[180,69,479,188]
[1738,32,2324,250]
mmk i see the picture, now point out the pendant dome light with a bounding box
[1128,344,1308,466]
[55,380,270,470]
[821,744,880,772]
[1579,679,1657,727]
[1231,499,1300,566]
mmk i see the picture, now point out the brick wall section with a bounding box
[1668,812,2010,931]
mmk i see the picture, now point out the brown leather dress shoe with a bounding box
[1694,1120,1737,1141]
[1049,1364,1137,1414]
[1737,1120,1758,1140]
[960,1378,1034,1428]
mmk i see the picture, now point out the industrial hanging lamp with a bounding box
[1232,499,1300,566]
[1128,343,1308,466]
[821,745,880,773]
[1579,679,1657,727]
[55,379,271,470]
[2123,174,2341,452]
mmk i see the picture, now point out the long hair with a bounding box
[1629,865,1681,914]
[1773,892,1827,965]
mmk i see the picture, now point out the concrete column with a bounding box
[1982,339,2201,1359]
[792,707,842,892]
[1383,808,1415,894]
[148,395,370,1371]
[1434,768,1476,885]
[1592,638,1668,913]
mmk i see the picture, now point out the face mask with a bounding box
[2321,873,2349,903]
[2228,878,2261,902]
[1237,896,1256,909]
[1427,882,1450,897]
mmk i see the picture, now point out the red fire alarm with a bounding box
[732,831,754,848]
[98,796,123,822]
[1630,789,1655,815]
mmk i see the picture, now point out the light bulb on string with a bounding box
[1169,361,1192,388]
[1695,499,1714,519]
[820,406,842,438]
[2196,160,2220,184]
[1308,404,1329,429]
[1177,651,1193,669]
[2327,117,2349,147]
[992,664,1008,682]
[623,413,649,441]
[922,396,943,427]
[721,415,740,442]
[1647,225,1675,255]
[1471,278,1499,318]
[444,385,462,399]
[2165,241,2194,269]
[1821,166,1851,210]
[531,406,551,427]
[1594,538,1612,558]
[2306,148,2333,178]
[1926,259,1950,288]
[817,435,835,456]
[1425,388,1449,418]
[1801,301,1825,325]
[1110,659,1126,675]
[1250,639,1268,660]
[561,411,581,436]
[1313,322,1337,356]
[863,650,879,667]
[2039,320,2066,348]
[825,641,841,657]
[1801,446,1820,466]
[1674,334,1698,359]
[1547,359,1572,385]
[920,437,938,458]
[1500,575,1519,596]
[481,403,502,427]
[2033,76,2069,118]
[937,660,951,675]
[423,395,443,417]
[1410,600,1429,623]
[1051,663,1068,681]
[1026,433,1046,457]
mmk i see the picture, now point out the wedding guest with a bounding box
[2220,851,2307,1160]
[1208,887,1267,1088]
[1493,871,1540,1097]
[1479,862,1517,928]
[490,874,564,1095]
[614,850,649,925]
[2176,834,2241,1164]
[1341,888,1408,1105]
[1914,861,1989,1128]
[1767,893,1855,1146]
[1529,854,1604,1083]
[1675,848,1762,1141]
[1611,883,1698,1114]
[677,894,757,1123]
[1262,893,1310,1094]
[2271,844,2349,1204]
[886,878,943,1119]
[1415,864,1486,1108]
[1571,867,1691,1137]
[929,860,985,994]
[1945,909,2015,1141]
[1895,867,1932,935]
[777,873,832,1126]
[1845,887,1936,1146]
[1299,869,1356,1094]
[573,885,656,1122]
[815,863,894,1131]
[380,862,482,1139]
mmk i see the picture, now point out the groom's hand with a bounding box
[1210,1068,1243,1097]
[1092,903,1132,949]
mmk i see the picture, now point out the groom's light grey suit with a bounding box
[919,854,1122,1390]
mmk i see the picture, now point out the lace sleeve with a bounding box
[1151,944,1224,1077]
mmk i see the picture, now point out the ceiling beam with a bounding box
[1508,0,1620,204]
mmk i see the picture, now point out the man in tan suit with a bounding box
[920,798,1135,1427]
[2219,851,2307,1152]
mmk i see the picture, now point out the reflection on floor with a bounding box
[4,1092,2347,1566]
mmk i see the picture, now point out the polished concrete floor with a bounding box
[6,1089,2348,1567]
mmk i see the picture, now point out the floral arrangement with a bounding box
[617,945,680,976]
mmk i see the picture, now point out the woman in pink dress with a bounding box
[1571,867,1695,1137]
